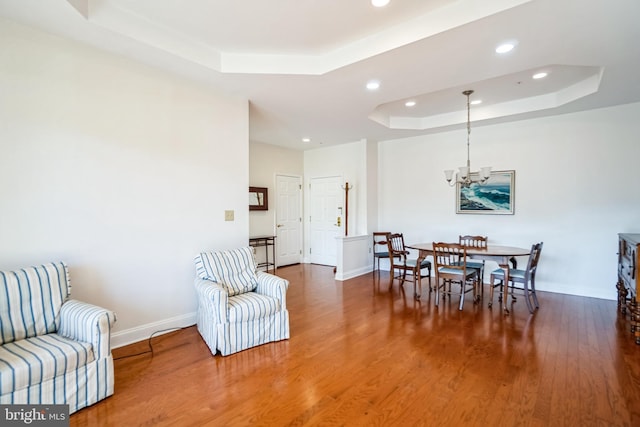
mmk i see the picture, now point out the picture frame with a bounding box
[249,186,268,211]
[456,170,515,215]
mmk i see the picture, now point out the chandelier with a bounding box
[444,90,491,187]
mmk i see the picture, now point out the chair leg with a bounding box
[459,280,465,311]
[503,279,510,314]
[522,276,540,313]
[531,275,540,309]
[489,275,496,308]
[414,269,421,300]
[522,280,535,313]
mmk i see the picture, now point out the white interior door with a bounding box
[275,174,302,267]
[309,176,342,266]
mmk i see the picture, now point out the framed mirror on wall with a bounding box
[249,186,268,211]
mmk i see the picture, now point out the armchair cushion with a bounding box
[195,247,258,296]
[228,292,281,322]
[0,333,93,394]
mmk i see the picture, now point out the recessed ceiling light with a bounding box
[533,72,548,79]
[366,80,380,91]
[405,100,416,107]
[371,0,390,7]
[495,43,515,54]
[302,138,311,143]
[470,100,482,105]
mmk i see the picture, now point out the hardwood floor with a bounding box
[71,264,640,426]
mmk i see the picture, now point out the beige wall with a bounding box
[249,141,303,237]
[0,19,250,347]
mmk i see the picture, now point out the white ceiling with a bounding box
[1,0,639,150]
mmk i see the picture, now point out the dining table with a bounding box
[406,242,531,313]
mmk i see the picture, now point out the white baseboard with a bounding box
[335,265,371,281]
[111,312,197,349]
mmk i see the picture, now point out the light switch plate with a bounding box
[224,210,234,221]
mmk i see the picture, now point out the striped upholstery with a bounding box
[195,248,259,296]
[0,262,70,345]
[0,262,116,414]
[194,253,290,356]
[228,292,280,322]
[0,334,93,394]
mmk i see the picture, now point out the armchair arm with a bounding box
[194,278,229,323]
[58,299,117,360]
[256,271,289,310]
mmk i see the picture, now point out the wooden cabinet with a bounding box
[617,233,640,344]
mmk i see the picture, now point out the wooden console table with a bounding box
[249,235,276,273]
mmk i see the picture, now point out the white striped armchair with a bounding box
[194,247,290,356]
[0,262,116,414]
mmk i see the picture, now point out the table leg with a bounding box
[272,237,277,272]
[414,251,427,299]
[500,261,510,315]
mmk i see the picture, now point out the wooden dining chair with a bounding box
[387,233,432,299]
[372,232,393,275]
[488,242,543,313]
[459,235,488,294]
[432,242,479,310]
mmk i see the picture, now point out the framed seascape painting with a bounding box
[456,170,515,215]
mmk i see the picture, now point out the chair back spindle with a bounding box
[433,243,467,271]
[459,235,488,249]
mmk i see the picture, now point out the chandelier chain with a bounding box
[444,89,491,187]
[466,90,471,168]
